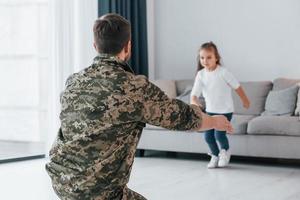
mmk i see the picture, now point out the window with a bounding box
[0,0,48,143]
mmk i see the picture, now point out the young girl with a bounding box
[190,42,250,168]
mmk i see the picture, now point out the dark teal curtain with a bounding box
[98,0,148,77]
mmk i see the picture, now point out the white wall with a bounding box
[148,0,300,81]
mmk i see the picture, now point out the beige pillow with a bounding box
[151,80,177,98]
[295,83,300,116]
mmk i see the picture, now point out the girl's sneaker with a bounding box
[218,149,231,167]
[207,154,219,169]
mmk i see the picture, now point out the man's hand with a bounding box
[196,112,234,133]
[211,115,234,133]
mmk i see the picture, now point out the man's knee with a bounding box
[122,187,147,200]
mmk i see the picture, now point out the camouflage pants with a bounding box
[53,184,146,200]
[121,186,147,200]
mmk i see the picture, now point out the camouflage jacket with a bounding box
[46,54,203,199]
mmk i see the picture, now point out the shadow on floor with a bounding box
[136,149,300,168]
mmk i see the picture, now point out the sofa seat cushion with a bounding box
[231,114,256,135]
[145,124,166,131]
[247,116,300,136]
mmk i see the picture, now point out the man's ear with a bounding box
[93,42,98,52]
[124,40,131,53]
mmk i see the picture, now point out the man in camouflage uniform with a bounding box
[46,13,233,200]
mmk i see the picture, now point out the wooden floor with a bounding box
[0,140,45,163]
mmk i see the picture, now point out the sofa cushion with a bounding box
[175,79,193,96]
[294,83,300,116]
[272,78,300,91]
[176,86,192,103]
[232,81,272,115]
[176,86,206,109]
[145,124,165,131]
[152,80,177,98]
[247,116,300,136]
[231,114,256,135]
[261,85,298,116]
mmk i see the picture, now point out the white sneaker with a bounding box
[218,149,231,167]
[207,154,219,169]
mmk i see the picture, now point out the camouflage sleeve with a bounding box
[134,76,203,131]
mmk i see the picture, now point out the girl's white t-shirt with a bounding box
[191,66,240,114]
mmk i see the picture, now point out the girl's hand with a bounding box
[235,86,250,109]
[243,99,250,109]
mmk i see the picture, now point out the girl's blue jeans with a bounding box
[204,112,233,156]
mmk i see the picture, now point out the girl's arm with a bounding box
[190,71,203,108]
[190,95,203,109]
[235,86,250,109]
[222,68,250,109]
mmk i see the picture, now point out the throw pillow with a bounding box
[176,86,192,104]
[295,83,300,116]
[261,85,299,116]
[152,80,177,98]
[176,86,206,109]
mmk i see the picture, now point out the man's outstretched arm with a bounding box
[136,77,233,133]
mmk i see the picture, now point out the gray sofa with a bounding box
[137,78,300,159]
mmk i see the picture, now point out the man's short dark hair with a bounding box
[93,13,131,55]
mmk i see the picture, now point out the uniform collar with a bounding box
[93,53,135,74]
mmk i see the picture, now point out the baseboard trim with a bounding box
[0,154,45,164]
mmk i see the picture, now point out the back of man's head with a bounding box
[93,13,131,55]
